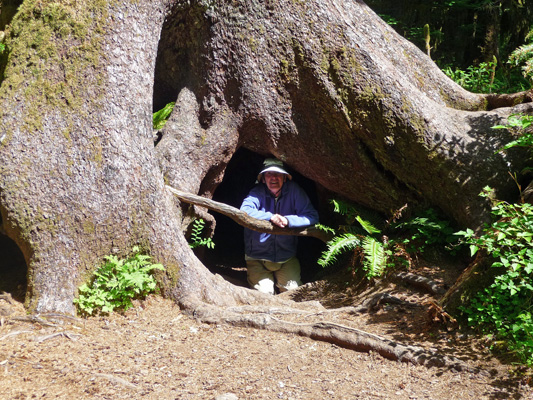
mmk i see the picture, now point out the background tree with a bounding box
[366,0,533,69]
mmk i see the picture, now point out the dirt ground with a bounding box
[1,258,533,400]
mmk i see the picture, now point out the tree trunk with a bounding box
[0,0,531,321]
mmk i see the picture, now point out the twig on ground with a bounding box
[11,315,59,328]
[93,373,138,389]
[34,331,82,343]
[0,330,33,341]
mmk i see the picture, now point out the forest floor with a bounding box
[1,254,533,400]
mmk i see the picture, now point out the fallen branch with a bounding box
[166,185,332,243]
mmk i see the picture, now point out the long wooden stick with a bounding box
[166,185,331,242]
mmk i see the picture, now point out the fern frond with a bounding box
[509,43,533,65]
[331,199,357,220]
[356,215,381,235]
[509,42,533,81]
[362,237,387,278]
[314,223,336,235]
[318,233,361,267]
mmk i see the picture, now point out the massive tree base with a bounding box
[0,0,531,373]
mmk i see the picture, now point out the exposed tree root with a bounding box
[179,297,472,372]
[394,272,446,295]
[484,90,533,110]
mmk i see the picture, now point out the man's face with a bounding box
[264,172,285,195]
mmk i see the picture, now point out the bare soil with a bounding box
[1,258,533,400]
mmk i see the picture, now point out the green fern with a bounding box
[318,200,391,279]
[356,215,381,235]
[509,30,533,83]
[362,237,386,278]
[317,233,361,267]
[189,219,215,249]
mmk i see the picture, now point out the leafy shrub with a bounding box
[74,246,165,316]
[456,188,533,365]
[443,58,530,94]
[456,114,533,365]
[443,58,500,93]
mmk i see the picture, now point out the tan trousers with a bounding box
[246,257,302,295]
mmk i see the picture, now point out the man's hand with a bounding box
[270,214,288,228]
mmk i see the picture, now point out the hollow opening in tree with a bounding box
[0,232,27,303]
[200,147,328,288]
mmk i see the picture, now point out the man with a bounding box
[240,158,319,294]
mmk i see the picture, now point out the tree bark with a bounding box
[0,0,531,330]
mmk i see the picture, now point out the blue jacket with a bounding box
[240,180,319,262]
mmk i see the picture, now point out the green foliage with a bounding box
[361,236,387,278]
[189,219,215,249]
[318,201,454,279]
[443,58,500,93]
[456,188,533,365]
[493,113,533,153]
[509,30,533,84]
[317,199,387,279]
[392,208,458,253]
[153,102,175,130]
[317,233,361,269]
[74,246,165,316]
[442,50,531,94]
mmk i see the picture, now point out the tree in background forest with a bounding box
[367,0,533,91]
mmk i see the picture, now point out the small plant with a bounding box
[189,219,215,249]
[443,58,498,93]
[74,246,165,316]
[456,187,533,366]
[392,208,458,254]
[153,101,175,130]
[493,113,533,153]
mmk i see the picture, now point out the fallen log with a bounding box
[166,185,332,243]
